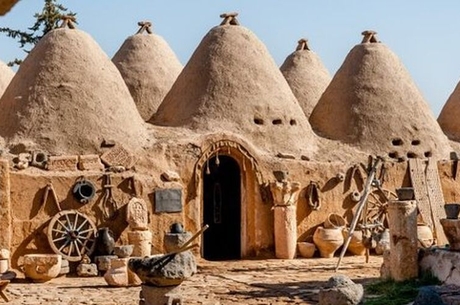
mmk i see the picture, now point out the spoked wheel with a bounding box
[47,210,97,262]
[363,188,397,233]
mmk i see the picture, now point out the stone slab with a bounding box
[420,248,460,285]
[100,145,136,169]
[78,154,104,171]
[154,188,182,213]
[47,155,78,171]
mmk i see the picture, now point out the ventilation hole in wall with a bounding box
[392,138,403,146]
[289,119,297,126]
[411,140,421,146]
[272,119,282,125]
[424,151,432,158]
[254,118,264,125]
[407,152,417,158]
[388,152,397,159]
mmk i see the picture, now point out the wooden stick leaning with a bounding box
[335,157,382,272]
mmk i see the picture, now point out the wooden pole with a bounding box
[335,157,382,272]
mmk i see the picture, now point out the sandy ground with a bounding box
[2,255,383,305]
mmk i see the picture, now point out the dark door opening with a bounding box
[203,155,241,260]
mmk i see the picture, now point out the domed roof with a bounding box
[438,82,460,142]
[280,39,331,118]
[0,60,14,98]
[112,21,183,121]
[309,31,451,160]
[152,13,317,156]
[0,20,148,155]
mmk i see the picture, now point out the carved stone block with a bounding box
[78,154,104,171]
[126,198,149,230]
[47,155,78,171]
[154,189,182,213]
[100,145,136,169]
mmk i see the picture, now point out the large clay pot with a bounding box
[417,224,434,248]
[342,229,366,256]
[313,226,344,258]
[324,213,346,229]
[23,254,62,282]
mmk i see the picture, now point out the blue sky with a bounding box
[1,1,459,116]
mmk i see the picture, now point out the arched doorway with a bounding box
[202,155,241,260]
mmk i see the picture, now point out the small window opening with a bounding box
[289,119,297,126]
[272,119,282,125]
[411,140,421,146]
[254,118,264,125]
[407,152,417,158]
[392,138,403,146]
[388,152,397,159]
[424,151,432,158]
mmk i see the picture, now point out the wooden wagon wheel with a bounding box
[47,210,97,262]
[363,187,397,233]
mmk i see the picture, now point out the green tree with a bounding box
[0,0,76,66]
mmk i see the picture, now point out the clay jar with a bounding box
[313,226,344,258]
[342,229,366,256]
[324,213,346,229]
[297,242,316,258]
[417,224,434,248]
[23,254,62,282]
[96,227,115,255]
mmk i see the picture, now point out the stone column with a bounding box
[270,180,300,259]
[0,160,11,250]
[387,200,418,281]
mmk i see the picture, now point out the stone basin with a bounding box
[23,254,61,282]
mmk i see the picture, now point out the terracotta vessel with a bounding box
[313,226,344,258]
[324,213,346,229]
[96,227,115,255]
[23,254,61,282]
[297,242,316,258]
[441,218,460,250]
[417,224,434,248]
[342,229,366,256]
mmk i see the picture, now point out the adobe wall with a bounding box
[2,152,459,269]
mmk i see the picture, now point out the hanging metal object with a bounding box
[215,151,220,166]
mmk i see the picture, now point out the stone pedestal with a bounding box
[95,255,118,273]
[104,258,142,287]
[273,205,297,259]
[128,231,152,257]
[387,200,418,281]
[140,284,182,305]
[440,218,460,250]
[77,263,98,277]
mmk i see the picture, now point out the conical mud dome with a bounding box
[0,60,14,97]
[0,18,148,155]
[153,13,317,155]
[113,21,183,121]
[309,31,451,160]
[280,39,331,118]
[438,83,460,142]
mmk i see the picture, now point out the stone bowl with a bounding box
[23,254,61,282]
[113,245,134,258]
[444,203,460,219]
[297,242,316,258]
[396,187,415,201]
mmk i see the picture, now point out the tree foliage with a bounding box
[0,0,76,66]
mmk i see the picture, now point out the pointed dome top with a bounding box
[0,18,148,155]
[438,82,460,142]
[112,21,183,121]
[309,30,451,160]
[152,13,317,156]
[0,60,14,97]
[280,38,331,118]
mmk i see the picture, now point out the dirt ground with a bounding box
[3,255,383,305]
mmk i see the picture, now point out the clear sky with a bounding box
[1,1,459,117]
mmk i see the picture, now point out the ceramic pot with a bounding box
[23,254,61,282]
[342,229,366,256]
[96,227,115,255]
[375,229,390,255]
[324,213,346,229]
[313,226,344,258]
[417,224,434,248]
[297,242,316,258]
[444,203,460,219]
[441,219,460,250]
